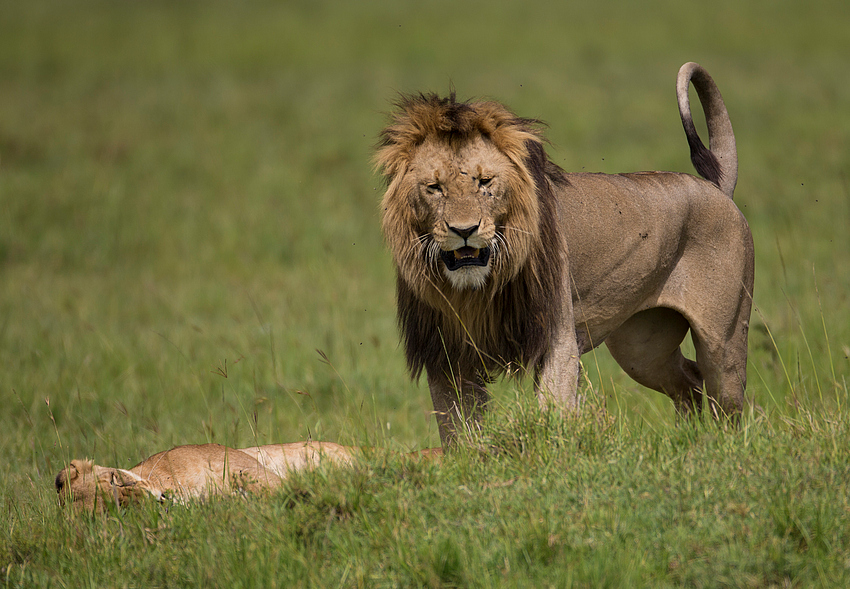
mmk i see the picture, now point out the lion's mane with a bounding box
[376,93,569,382]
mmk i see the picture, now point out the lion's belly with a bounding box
[571,289,668,353]
[568,243,683,350]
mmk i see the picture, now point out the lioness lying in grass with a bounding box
[56,442,441,513]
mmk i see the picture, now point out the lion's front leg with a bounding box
[427,371,489,447]
[534,328,582,410]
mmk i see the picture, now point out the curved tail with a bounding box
[677,62,738,199]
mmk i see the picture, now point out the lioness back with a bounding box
[131,444,280,498]
[239,442,356,478]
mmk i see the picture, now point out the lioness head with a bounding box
[377,94,548,293]
[56,459,162,513]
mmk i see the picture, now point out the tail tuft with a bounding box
[677,62,738,199]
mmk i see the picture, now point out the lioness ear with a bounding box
[108,471,163,506]
[70,459,94,475]
[56,460,92,492]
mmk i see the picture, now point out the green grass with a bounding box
[6,399,850,587]
[1,0,849,586]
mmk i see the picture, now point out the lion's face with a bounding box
[383,140,541,297]
[55,459,162,512]
[404,136,519,289]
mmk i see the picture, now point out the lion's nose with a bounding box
[448,224,479,240]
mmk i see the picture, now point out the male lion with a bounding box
[56,442,442,512]
[376,62,754,445]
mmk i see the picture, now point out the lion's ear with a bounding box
[56,460,92,492]
[107,471,163,505]
[72,459,94,474]
[110,468,138,486]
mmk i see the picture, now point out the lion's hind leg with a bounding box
[689,317,749,420]
[678,264,752,421]
[605,307,704,415]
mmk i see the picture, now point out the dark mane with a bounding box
[396,137,568,382]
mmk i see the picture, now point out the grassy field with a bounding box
[2,0,849,586]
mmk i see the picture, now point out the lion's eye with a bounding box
[479,176,494,187]
[425,182,442,194]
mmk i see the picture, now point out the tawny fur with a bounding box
[376,63,754,446]
[56,442,442,512]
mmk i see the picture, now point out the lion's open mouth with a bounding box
[440,246,492,271]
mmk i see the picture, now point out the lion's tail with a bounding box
[677,62,738,199]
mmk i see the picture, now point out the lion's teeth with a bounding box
[453,248,480,259]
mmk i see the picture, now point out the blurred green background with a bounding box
[1,0,848,476]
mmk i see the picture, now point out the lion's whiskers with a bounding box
[427,242,443,279]
[493,230,511,275]
[402,234,430,262]
[501,224,534,237]
[410,235,443,281]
